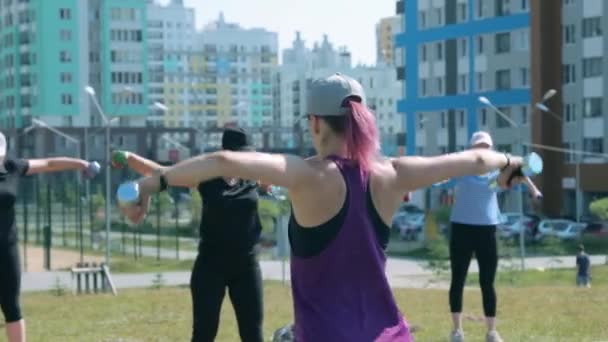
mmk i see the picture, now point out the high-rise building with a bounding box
[277,33,403,153]
[147,0,197,129]
[376,16,402,66]
[198,13,278,148]
[0,0,149,129]
[394,0,608,215]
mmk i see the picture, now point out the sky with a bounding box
[159,0,396,66]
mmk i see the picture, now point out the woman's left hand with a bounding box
[120,178,154,224]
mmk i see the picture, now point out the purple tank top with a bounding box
[290,156,413,342]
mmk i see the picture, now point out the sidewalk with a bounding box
[22,255,606,292]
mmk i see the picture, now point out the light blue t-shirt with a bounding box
[434,171,524,226]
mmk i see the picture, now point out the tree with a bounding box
[589,197,608,220]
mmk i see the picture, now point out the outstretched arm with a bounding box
[391,149,519,192]
[26,158,88,176]
[123,151,320,223]
[115,151,164,176]
[159,151,319,189]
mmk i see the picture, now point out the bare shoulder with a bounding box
[370,157,398,181]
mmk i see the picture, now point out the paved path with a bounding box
[22,255,606,292]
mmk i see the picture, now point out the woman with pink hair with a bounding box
[120,73,525,342]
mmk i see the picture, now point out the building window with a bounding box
[476,0,486,18]
[435,8,442,26]
[582,57,603,78]
[495,32,511,54]
[496,107,513,128]
[583,98,602,117]
[496,0,511,16]
[476,72,485,91]
[421,45,427,61]
[440,112,446,128]
[418,113,425,129]
[458,3,467,22]
[582,17,602,38]
[563,24,576,44]
[437,78,443,94]
[521,0,529,10]
[520,67,529,86]
[60,72,72,83]
[61,94,73,105]
[458,110,465,127]
[459,38,467,57]
[496,69,511,90]
[565,103,576,122]
[477,36,484,55]
[59,51,71,63]
[60,30,71,41]
[583,138,604,154]
[517,30,529,50]
[562,64,576,84]
[419,11,427,29]
[421,79,428,96]
[459,74,467,93]
[480,108,487,126]
[521,106,528,125]
[59,8,71,20]
[436,42,443,60]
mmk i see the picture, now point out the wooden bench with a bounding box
[70,262,117,296]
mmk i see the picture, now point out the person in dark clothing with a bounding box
[113,127,264,342]
[120,73,527,342]
[0,131,99,342]
[576,245,591,288]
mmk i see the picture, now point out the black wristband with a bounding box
[500,153,511,171]
[159,174,168,192]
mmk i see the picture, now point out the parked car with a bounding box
[498,213,540,240]
[583,222,608,237]
[398,203,424,215]
[555,222,587,241]
[498,213,524,239]
[391,213,410,232]
[537,219,574,236]
[400,213,425,241]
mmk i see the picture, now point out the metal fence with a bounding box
[15,174,293,272]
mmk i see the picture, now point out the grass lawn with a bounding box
[21,275,608,342]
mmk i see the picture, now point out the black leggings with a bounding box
[0,242,22,323]
[190,253,263,342]
[449,222,498,317]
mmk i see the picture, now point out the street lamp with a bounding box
[535,92,585,222]
[534,89,561,122]
[478,96,527,270]
[84,85,132,266]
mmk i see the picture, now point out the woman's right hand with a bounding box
[495,155,524,189]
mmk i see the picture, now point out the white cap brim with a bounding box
[0,132,6,158]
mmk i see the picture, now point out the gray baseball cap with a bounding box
[305,73,366,117]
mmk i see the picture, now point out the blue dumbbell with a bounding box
[83,161,101,179]
[489,152,543,191]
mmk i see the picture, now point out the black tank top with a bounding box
[197,178,262,260]
[289,180,390,258]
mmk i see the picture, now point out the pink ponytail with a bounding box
[344,101,380,172]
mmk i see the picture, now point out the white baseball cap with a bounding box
[0,132,6,159]
[469,131,493,148]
